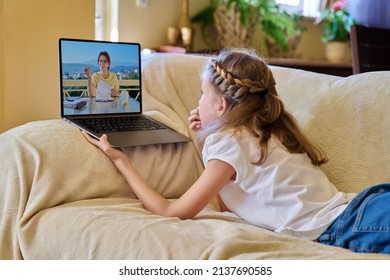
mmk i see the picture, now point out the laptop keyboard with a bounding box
[75,116,167,133]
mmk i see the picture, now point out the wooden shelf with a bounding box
[266,57,353,77]
[185,49,353,77]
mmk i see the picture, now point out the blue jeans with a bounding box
[317,183,390,254]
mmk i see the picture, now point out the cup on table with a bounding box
[120,90,129,105]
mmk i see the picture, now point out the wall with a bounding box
[0,0,327,133]
[0,0,94,133]
[118,0,326,60]
[118,0,202,49]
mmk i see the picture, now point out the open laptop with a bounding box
[59,38,191,147]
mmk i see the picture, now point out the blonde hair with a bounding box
[198,48,327,166]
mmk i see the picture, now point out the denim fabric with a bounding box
[317,183,390,254]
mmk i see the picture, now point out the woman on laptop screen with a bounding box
[84,51,120,100]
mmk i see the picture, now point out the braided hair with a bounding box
[199,48,327,166]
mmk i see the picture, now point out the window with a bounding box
[276,0,322,17]
[277,0,300,5]
[95,0,118,41]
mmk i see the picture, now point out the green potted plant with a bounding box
[315,0,356,62]
[191,0,306,56]
[261,3,307,57]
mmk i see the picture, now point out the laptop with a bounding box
[59,38,191,147]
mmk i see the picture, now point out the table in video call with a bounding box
[63,97,140,115]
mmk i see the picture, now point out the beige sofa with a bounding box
[1,53,390,259]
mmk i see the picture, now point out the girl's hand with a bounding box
[81,131,125,162]
[188,107,201,132]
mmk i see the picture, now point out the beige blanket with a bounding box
[1,53,390,259]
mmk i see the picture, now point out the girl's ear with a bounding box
[217,97,228,117]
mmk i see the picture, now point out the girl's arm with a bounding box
[82,132,235,219]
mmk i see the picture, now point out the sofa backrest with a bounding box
[142,53,390,194]
[272,66,390,193]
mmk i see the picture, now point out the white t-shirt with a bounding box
[202,129,356,240]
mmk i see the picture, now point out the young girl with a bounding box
[82,48,390,254]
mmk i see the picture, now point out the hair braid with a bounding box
[210,59,269,101]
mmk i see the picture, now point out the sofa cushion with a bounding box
[271,66,390,193]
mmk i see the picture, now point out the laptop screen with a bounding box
[59,38,142,117]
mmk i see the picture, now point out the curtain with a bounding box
[347,0,390,29]
[319,0,331,11]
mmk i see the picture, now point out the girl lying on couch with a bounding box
[82,48,390,254]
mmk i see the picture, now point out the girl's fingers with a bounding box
[188,114,199,122]
[188,108,201,131]
[81,131,110,150]
[189,108,199,116]
[189,121,201,131]
[81,130,99,145]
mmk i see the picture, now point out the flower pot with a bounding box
[213,2,259,48]
[325,41,350,62]
[266,34,302,58]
